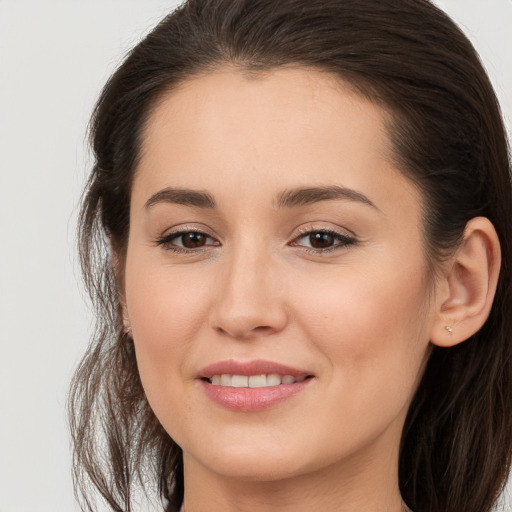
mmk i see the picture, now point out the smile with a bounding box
[199,360,314,411]
[209,374,308,387]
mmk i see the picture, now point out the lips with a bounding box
[199,359,311,379]
[198,359,314,411]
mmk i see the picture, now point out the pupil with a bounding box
[310,232,334,248]
[182,232,206,248]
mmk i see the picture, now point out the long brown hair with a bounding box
[70,1,512,511]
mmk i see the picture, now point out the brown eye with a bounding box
[291,229,356,252]
[156,230,219,252]
[309,232,335,249]
[180,232,208,248]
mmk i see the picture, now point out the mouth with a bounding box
[199,359,313,385]
[205,373,311,387]
[198,360,314,411]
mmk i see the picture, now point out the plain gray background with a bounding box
[0,1,511,511]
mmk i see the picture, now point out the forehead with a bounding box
[134,66,420,217]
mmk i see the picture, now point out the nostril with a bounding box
[253,325,274,332]
[213,322,279,340]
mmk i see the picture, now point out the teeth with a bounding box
[267,373,281,386]
[209,373,304,387]
[248,375,267,388]
[220,374,232,386]
[232,375,249,387]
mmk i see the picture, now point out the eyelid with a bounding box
[154,224,221,253]
[289,224,358,253]
[153,223,357,254]
[293,223,356,239]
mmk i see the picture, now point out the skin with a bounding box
[121,66,498,511]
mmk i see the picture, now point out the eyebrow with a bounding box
[275,185,377,210]
[144,185,377,211]
[145,187,216,209]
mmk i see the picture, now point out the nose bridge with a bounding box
[212,238,287,338]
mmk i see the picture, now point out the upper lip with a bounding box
[198,359,312,379]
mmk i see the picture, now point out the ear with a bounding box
[430,217,501,347]
[119,295,132,336]
[110,238,131,335]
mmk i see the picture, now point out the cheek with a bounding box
[124,256,214,400]
[292,259,431,381]
[127,261,210,343]
[124,261,218,443]
[283,262,431,457]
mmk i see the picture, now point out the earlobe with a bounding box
[430,217,501,348]
[109,238,131,336]
[120,295,132,337]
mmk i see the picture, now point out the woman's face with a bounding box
[124,67,435,482]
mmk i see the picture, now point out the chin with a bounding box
[204,453,313,482]
[182,430,334,483]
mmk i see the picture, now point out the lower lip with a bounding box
[201,379,312,412]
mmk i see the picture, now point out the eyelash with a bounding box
[291,228,357,254]
[155,229,219,254]
[154,228,357,254]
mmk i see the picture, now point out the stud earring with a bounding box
[444,325,453,335]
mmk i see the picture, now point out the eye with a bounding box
[155,230,220,252]
[174,232,209,249]
[291,229,356,252]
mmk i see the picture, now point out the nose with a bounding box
[210,248,288,340]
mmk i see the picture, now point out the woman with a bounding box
[69,1,512,511]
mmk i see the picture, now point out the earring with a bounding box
[444,325,453,335]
